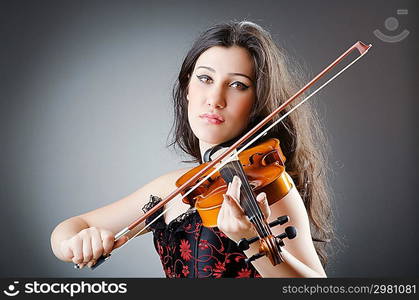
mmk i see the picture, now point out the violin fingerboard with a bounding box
[219,160,265,222]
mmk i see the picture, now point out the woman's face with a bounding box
[187,46,256,145]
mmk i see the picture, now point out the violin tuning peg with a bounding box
[245,252,265,264]
[268,215,289,228]
[275,226,297,241]
[237,235,260,251]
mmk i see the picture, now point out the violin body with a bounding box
[175,138,294,227]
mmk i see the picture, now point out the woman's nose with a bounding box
[206,85,226,109]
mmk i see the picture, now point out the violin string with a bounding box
[229,161,270,237]
[225,161,264,235]
[236,161,271,237]
[117,51,368,248]
[227,158,270,238]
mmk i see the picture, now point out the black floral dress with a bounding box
[142,195,261,278]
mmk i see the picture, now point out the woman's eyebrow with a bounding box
[196,65,253,82]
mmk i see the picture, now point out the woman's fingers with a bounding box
[90,228,104,261]
[256,192,271,220]
[225,176,245,216]
[82,233,93,263]
[218,176,273,244]
[87,228,103,268]
[227,176,241,203]
[87,229,126,268]
[100,230,115,255]
[60,239,74,260]
[63,227,124,269]
[223,193,245,218]
[71,236,84,265]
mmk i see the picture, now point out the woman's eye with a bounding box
[197,75,212,83]
[231,81,249,90]
[196,75,249,90]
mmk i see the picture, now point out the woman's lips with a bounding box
[199,113,225,125]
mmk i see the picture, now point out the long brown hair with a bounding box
[168,20,334,267]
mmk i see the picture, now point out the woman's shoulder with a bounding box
[145,167,195,224]
[148,167,194,199]
[159,167,193,182]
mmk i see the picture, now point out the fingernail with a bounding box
[89,261,96,268]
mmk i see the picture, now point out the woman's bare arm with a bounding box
[50,168,190,264]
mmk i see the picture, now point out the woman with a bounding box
[50,20,333,278]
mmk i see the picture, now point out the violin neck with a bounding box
[219,160,271,238]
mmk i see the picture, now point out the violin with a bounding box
[176,137,297,265]
[176,138,292,227]
[74,41,372,270]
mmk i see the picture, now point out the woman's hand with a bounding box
[59,227,128,268]
[217,175,271,243]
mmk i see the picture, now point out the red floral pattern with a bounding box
[236,268,252,278]
[179,239,192,261]
[144,195,261,278]
[182,265,190,277]
[213,261,227,278]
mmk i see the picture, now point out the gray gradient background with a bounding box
[1,0,418,278]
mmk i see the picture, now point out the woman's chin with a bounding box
[194,126,241,146]
[195,133,224,145]
[198,134,236,146]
